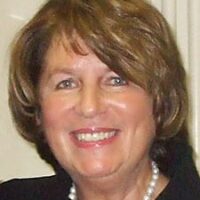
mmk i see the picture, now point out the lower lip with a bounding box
[70,133,118,148]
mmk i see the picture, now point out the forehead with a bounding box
[43,37,110,74]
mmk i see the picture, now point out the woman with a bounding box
[1,0,200,199]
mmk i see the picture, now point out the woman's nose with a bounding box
[75,85,106,118]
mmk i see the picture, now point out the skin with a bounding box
[39,39,168,200]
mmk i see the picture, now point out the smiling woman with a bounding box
[39,41,156,182]
[0,0,200,200]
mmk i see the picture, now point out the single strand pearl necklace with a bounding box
[68,161,159,200]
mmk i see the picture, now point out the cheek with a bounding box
[114,91,156,143]
[115,92,154,122]
[40,95,74,127]
[120,94,155,152]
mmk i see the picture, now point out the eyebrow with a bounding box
[43,66,75,82]
[50,67,75,75]
[42,62,114,83]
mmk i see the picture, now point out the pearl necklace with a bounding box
[68,161,159,200]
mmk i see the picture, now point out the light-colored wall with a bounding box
[0,0,200,181]
[0,0,54,181]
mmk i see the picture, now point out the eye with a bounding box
[55,78,78,90]
[107,76,128,87]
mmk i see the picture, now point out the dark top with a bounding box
[1,144,200,200]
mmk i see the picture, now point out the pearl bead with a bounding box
[68,193,76,200]
[144,196,151,200]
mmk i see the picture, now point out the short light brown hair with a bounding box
[9,0,189,169]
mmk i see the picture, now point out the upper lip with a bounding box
[70,127,120,134]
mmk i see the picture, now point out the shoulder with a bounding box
[157,144,200,200]
[0,175,68,200]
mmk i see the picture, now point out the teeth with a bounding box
[76,131,116,142]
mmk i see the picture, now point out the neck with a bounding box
[70,160,165,200]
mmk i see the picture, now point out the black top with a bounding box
[1,144,200,200]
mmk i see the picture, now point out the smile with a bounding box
[70,128,119,146]
[76,131,116,142]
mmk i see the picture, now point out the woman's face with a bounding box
[39,40,156,180]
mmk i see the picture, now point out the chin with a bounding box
[73,161,120,179]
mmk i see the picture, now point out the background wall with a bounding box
[0,0,200,181]
[0,0,54,181]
